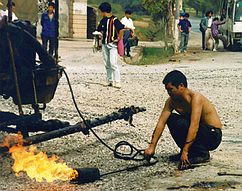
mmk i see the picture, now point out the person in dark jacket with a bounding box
[211,17,228,51]
[41,2,55,56]
[177,13,192,53]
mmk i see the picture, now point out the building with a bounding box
[40,0,89,38]
[1,0,96,39]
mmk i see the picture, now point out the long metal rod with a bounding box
[23,107,146,146]
[54,0,59,63]
[7,0,12,22]
[7,33,24,115]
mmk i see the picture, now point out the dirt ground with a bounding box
[0,32,242,191]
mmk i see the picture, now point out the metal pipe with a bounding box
[71,168,101,184]
[54,0,59,63]
[7,0,12,22]
[23,106,146,146]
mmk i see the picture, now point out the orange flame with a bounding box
[0,133,78,182]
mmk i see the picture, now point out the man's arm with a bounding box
[40,13,44,26]
[200,18,207,31]
[177,22,183,32]
[144,99,173,156]
[217,19,226,25]
[188,21,192,33]
[180,94,203,167]
[113,18,125,42]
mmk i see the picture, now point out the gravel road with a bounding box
[0,36,242,191]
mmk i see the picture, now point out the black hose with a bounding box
[63,69,157,163]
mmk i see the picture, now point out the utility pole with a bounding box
[174,0,183,53]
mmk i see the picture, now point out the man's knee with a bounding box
[167,113,190,130]
[167,113,182,128]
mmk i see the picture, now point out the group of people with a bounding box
[177,10,228,53]
[200,10,228,51]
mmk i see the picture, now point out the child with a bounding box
[41,2,56,56]
[97,2,124,88]
[177,13,192,53]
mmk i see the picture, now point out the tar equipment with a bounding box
[0,2,146,149]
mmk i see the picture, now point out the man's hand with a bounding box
[179,29,183,33]
[113,38,120,43]
[179,149,191,170]
[144,145,155,157]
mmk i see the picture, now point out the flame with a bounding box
[0,132,78,183]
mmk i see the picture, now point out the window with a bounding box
[235,1,242,21]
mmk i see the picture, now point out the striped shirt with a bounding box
[97,15,124,44]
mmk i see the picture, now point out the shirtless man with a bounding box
[144,70,222,170]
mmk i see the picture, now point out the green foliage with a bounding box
[88,0,147,15]
[133,47,174,65]
[184,0,220,15]
[142,0,174,21]
[144,22,166,41]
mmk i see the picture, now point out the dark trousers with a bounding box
[214,34,228,49]
[202,31,206,50]
[167,113,222,157]
[41,36,55,56]
[123,30,131,55]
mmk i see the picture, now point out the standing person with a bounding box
[177,13,192,53]
[205,11,214,50]
[97,2,124,88]
[211,17,228,51]
[0,2,5,21]
[4,2,18,21]
[41,2,56,56]
[144,70,222,170]
[121,9,135,57]
[200,11,213,50]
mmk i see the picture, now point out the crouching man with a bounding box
[144,70,222,170]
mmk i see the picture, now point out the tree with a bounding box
[185,0,220,16]
[143,0,175,38]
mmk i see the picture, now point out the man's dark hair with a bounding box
[48,2,55,8]
[125,9,132,15]
[7,2,15,7]
[99,2,112,13]
[184,13,190,18]
[205,11,210,17]
[162,70,188,88]
[213,17,219,22]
